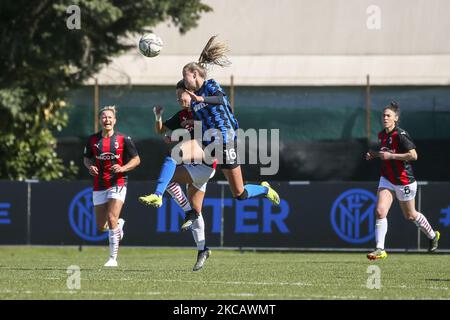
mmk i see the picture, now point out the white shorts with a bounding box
[378,176,417,202]
[184,163,216,192]
[93,186,127,206]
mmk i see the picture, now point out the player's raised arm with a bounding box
[153,105,167,134]
[185,89,225,105]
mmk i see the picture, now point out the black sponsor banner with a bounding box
[122,182,222,247]
[419,183,450,250]
[30,181,222,247]
[0,181,28,244]
[31,181,95,245]
[221,182,417,249]
[4,180,448,250]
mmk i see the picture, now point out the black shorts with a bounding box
[205,140,240,170]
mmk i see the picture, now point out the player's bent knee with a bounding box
[375,207,388,219]
[107,215,118,227]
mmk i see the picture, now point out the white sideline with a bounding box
[1,289,449,300]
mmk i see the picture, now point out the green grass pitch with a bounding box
[0,246,448,300]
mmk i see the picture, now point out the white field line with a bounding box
[0,289,161,296]
[0,289,254,298]
[99,278,450,291]
[7,276,448,292]
[358,284,449,291]
[25,276,313,287]
[98,278,312,286]
[1,289,449,300]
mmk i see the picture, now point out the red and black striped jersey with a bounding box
[163,109,194,135]
[378,126,416,186]
[83,132,139,191]
[163,109,218,169]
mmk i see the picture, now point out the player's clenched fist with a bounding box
[88,165,99,176]
[153,105,163,121]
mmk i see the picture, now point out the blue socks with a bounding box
[154,157,269,201]
[243,184,268,199]
[155,157,177,196]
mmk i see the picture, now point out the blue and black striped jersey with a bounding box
[191,79,239,145]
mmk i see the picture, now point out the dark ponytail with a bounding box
[176,79,186,90]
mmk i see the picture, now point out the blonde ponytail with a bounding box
[183,35,231,78]
[198,35,231,68]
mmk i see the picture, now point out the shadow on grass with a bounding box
[426,279,450,282]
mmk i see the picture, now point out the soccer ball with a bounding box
[138,33,163,58]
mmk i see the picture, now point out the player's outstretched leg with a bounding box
[139,156,177,207]
[222,167,280,205]
[236,182,280,205]
[261,181,280,205]
[139,193,163,207]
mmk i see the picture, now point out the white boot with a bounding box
[104,258,118,267]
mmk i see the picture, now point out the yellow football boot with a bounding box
[138,193,163,208]
[261,181,280,205]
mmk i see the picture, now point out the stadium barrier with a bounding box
[0,180,449,250]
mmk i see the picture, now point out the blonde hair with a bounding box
[183,35,231,78]
[98,105,117,118]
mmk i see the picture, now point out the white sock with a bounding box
[119,218,126,240]
[108,227,121,260]
[166,182,192,212]
[375,218,388,249]
[191,213,205,251]
[414,213,436,239]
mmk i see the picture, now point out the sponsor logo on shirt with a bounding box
[95,152,120,161]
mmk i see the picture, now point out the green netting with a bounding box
[56,104,450,141]
[57,85,450,141]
